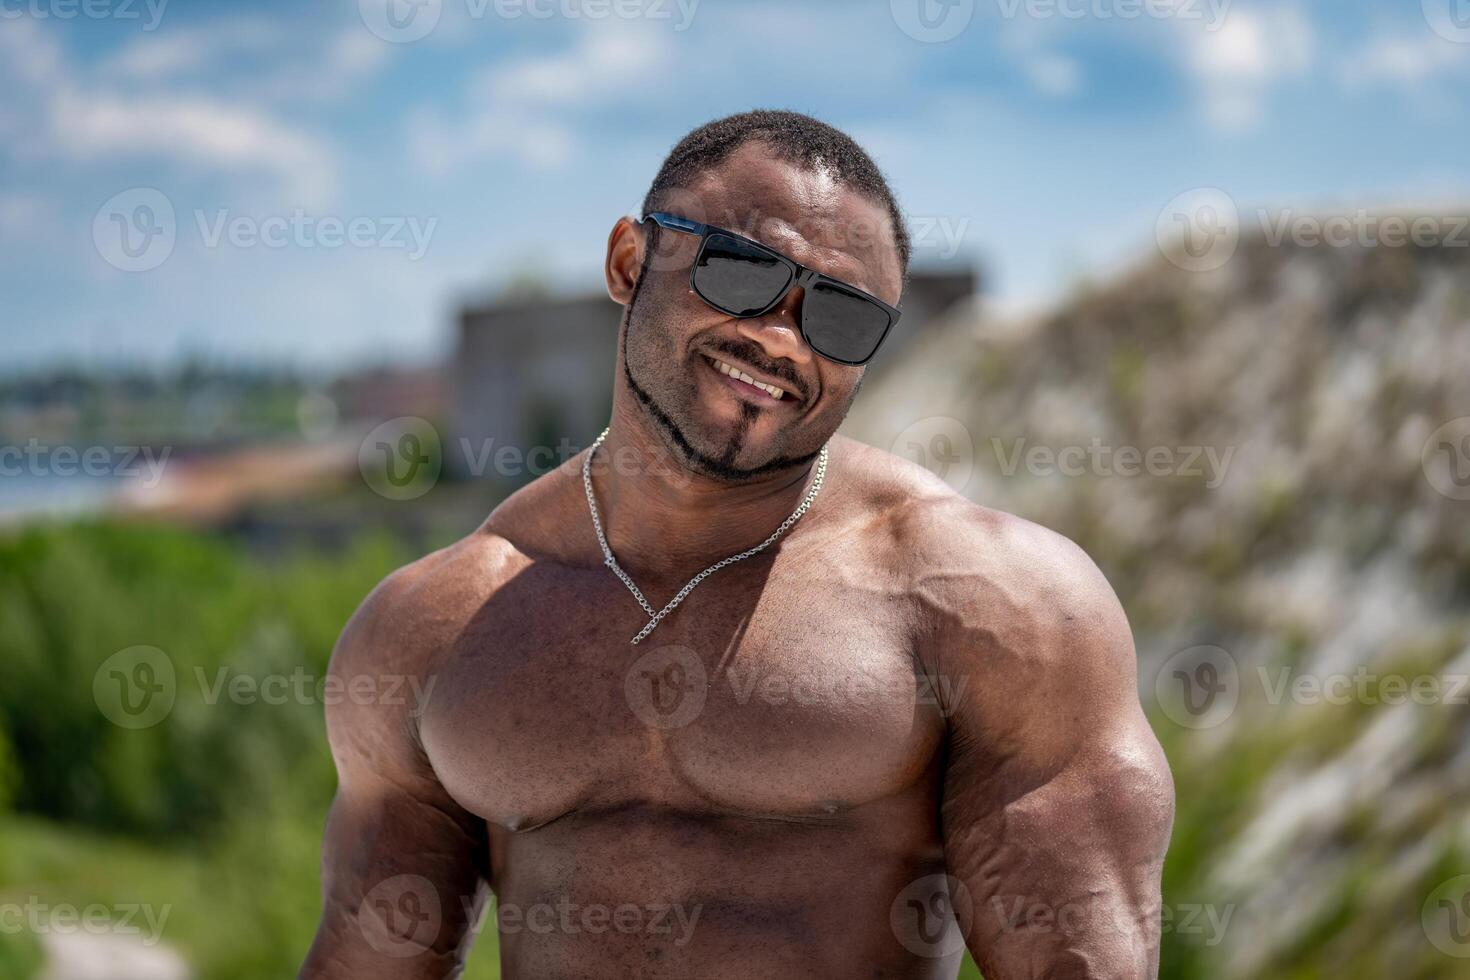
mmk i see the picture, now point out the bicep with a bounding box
[299,593,490,979]
[304,771,489,977]
[930,533,1174,978]
[941,722,1173,979]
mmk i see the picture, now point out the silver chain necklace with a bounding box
[582,427,829,645]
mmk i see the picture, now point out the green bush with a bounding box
[0,521,405,839]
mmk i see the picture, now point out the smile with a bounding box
[703,355,794,402]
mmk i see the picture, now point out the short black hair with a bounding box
[639,109,911,276]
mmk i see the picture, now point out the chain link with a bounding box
[583,427,829,644]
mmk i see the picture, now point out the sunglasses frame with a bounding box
[643,211,902,366]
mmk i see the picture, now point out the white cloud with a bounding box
[99,22,389,106]
[98,21,282,80]
[0,16,65,87]
[1024,53,1083,98]
[474,31,652,106]
[408,105,576,173]
[410,26,667,175]
[49,90,338,204]
[0,18,345,205]
[1339,34,1468,88]
[0,191,55,244]
[1187,5,1314,132]
[994,15,1082,100]
[250,29,392,104]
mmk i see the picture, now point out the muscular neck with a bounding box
[585,394,828,587]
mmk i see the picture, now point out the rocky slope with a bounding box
[843,222,1470,979]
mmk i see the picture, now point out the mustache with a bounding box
[700,338,810,402]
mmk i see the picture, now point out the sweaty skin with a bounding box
[299,142,1174,980]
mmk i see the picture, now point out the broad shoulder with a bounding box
[836,435,1134,693]
[329,526,524,685]
[330,448,594,686]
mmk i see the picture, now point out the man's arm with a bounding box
[299,558,489,979]
[923,510,1174,979]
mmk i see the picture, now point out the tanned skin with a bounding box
[298,140,1174,979]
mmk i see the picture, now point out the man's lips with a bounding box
[701,354,800,404]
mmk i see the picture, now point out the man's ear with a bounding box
[605,216,646,306]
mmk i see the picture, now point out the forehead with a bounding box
[673,141,903,302]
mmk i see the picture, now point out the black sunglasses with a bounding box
[643,211,901,366]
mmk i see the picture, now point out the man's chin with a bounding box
[675,423,822,484]
[675,427,771,479]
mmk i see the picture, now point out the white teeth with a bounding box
[710,358,787,400]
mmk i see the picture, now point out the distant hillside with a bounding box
[844,221,1470,980]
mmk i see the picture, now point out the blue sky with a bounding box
[1,0,1467,371]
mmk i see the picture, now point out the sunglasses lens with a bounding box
[803,281,893,364]
[693,233,795,316]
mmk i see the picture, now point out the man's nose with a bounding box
[734,285,813,365]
